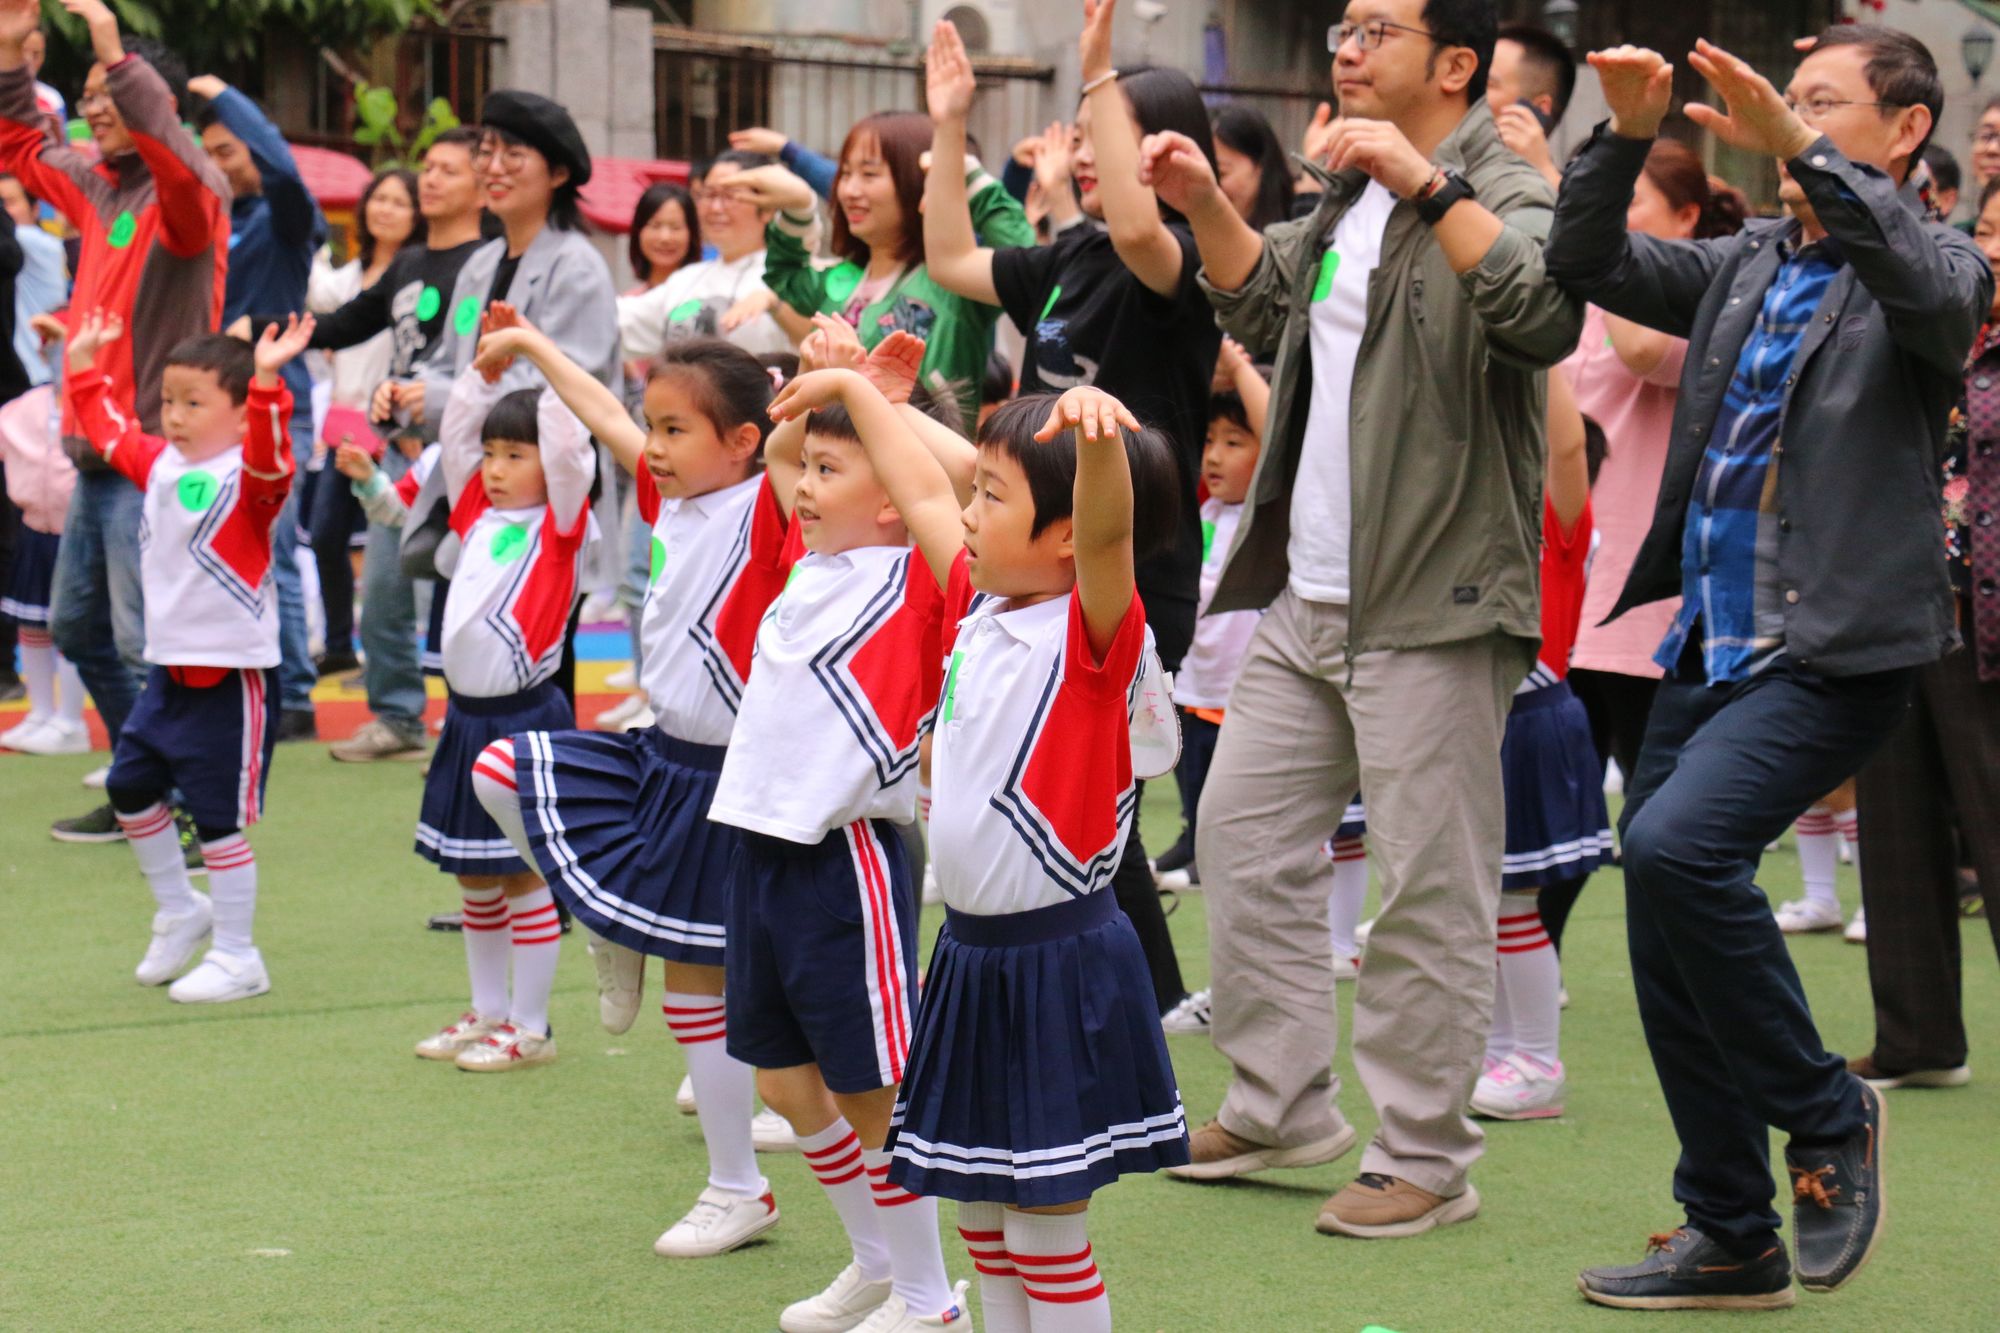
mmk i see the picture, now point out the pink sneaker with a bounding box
[1470,1053,1566,1120]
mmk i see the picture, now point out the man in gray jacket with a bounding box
[1140,0,1580,1238]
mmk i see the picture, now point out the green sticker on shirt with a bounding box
[453,295,482,337]
[669,298,704,324]
[649,534,667,584]
[490,522,530,563]
[107,210,137,248]
[1311,250,1342,303]
[176,470,219,513]
[1201,518,1216,563]
[416,284,442,322]
[823,262,863,308]
[1039,284,1064,323]
[940,649,966,724]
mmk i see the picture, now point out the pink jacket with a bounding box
[0,385,75,533]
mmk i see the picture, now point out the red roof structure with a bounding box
[579,156,694,232]
[291,144,376,211]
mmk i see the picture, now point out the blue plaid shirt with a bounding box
[1655,237,1844,683]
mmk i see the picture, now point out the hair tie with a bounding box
[767,365,787,391]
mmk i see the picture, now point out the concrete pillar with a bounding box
[492,1,555,97]
[609,5,657,158]
[552,0,614,156]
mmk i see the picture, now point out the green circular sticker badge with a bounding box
[822,262,863,309]
[489,522,530,564]
[649,534,667,585]
[453,295,482,337]
[668,298,704,324]
[176,470,219,513]
[416,284,442,322]
[107,210,137,249]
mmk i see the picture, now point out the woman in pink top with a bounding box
[1562,141,1746,786]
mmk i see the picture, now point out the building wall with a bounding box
[1844,0,2000,219]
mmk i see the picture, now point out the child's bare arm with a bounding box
[1217,336,1270,439]
[476,322,646,477]
[1036,386,1141,659]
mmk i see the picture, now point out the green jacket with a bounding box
[763,163,1033,427]
[1202,101,1582,662]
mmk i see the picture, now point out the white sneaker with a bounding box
[135,894,213,985]
[1,711,51,748]
[415,1011,505,1060]
[584,929,645,1034]
[623,704,656,731]
[921,861,942,907]
[1331,954,1360,983]
[1161,988,1211,1033]
[852,1280,972,1331]
[1844,907,1867,944]
[1155,867,1193,892]
[753,1107,798,1153]
[13,716,88,755]
[594,693,650,729]
[1470,1052,1565,1120]
[82,762,110,789]
[604,664,637,691]
[1558,986,1571,1010]
[778,1261,896,1333]
[1775,897,1844,934]
[1353,917,1374,949]
[676,1073,698,1115]
[168,948,271,1004]
[652,1180,780,1257]
[454,1022,557,1071]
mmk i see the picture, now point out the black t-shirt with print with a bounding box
[993,222,1219,669]
[308,238,485,377]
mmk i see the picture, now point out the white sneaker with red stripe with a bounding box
[415,1012,505,1061]
[652,1180,781,1257]
[167,948,270,1004]
[778,1261,894,1333]
[454,1022,557,1071]
[753,1107,799,1153]
[587,929,645,1033]
[851,1279,971,1331]
[135,893,213,985]
[1331,954,1360,983]
[1470,1052,1566,1121]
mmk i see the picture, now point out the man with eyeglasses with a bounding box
[1546,27,1989,1310]
[1139,0,1580,1239]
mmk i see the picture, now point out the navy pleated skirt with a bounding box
[416,681,572,875]
[1501,679,1613,891]
[1,527,58,626]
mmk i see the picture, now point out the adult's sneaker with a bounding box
[1161,988,1211,1034]
[1847,1053,1970,1090]
[652,1182,780,1257]
[851,1280,971,1332]
[168,949,271,1003]
[50,801,123,843]
[586,930,645,1033]
[753,1107,799,1153]
[330,719,428,763]
[1787,1076,1887,1292]
[779,1261,894,1333]
[415,1011,505,1060]
[1577,1227,1795,1310]
[1166,1118,1356,1182]
[676,1073,698,1115]
[1775,897,1844,934]
[1316,1174,1480,1237]
[455,1022,557,1071]
[1470,1053,1565,1121]
[1844,908,1867,944]
[135,893,214,985]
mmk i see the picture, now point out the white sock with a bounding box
[506,884,561,1036]
[1326,835,1368,959]
[461,885,510,1021]
[1795,806,1840,911]
[796,1118,890,1282]
[863,1146,952,1316]
[1486,959,1514,1063]
[116,803,196,914]
[1836,808,1860,884]
[663,992,761,1196]
[200,833,258,956]
[471,738,535,864]
[1497,897,1561,1069]
[54,652,84,724]
[958,1201,1028,1332]
[17,631,55,722]
[1004,1207,1110,1331]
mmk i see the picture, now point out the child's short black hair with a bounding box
[1208,391,1249,435]
[480,388,544,446]
[647,337,775,449]
[977,394,1178,561]
[982,350,1014,409]
[164,333,254,404]
[803,379,964,454]
[1583,414,1608,488]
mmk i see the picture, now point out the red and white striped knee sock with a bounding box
[1005,1208,1110,1331]
[663,992,761,1196]
[461,884,510,1021]
[200,833,258,957]
[1794,806,1840,912]
[116,803,196,915]
[507,885,561,1036]
[1835,807,1860,878]
[959,1201,1028,1332]
[471,738,535,865]
[1326,835,1368,959]
[864,1147,952,1316]
[797,1118,890,1282]
[1497,897,1561,1069]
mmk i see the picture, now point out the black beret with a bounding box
[480,89,592,188]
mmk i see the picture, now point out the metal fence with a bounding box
[292,21,505,155]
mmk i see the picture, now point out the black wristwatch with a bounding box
[1415,169,1476,226]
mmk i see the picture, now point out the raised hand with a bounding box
[805,312,867,374]
[473,325,534,383]
[1325,118,1435,198]
[860,330,925,405]
[727,127,788,157]
[1303,101,1338,165]
[1684,38,1816,161]
[1138,130,1222,217]
[1035,385,1140,444]
[59,0,122,65]
[66,310,123,370]
[254,312,316,379]
[768,366,864,423]
[1032,121,1073,194]
[185,74,228,101]
[926,18,977,123]
[726,164,816,215]
[1079,0,1117,85]
[0,0,41,52]
[1588,45,1675,140]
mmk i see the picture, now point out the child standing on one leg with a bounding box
[409,308,595,1071]
[67,312,313,1001]
[0,383,87,754]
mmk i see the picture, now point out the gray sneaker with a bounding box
[329,718,428,763]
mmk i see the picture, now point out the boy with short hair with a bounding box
[67,309,314,1004]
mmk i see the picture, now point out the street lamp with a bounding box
[1966,23,1996,87]
[1544,0,1580,46]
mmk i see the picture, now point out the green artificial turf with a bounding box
[3,748,1997,1331]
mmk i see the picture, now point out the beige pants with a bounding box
[1196,591,1522,1197]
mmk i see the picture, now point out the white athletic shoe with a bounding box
[82,762,110,789]
[752,1107,798,1153]
[852,1280,972,1331]
[135,894,214,985]
[1558,986,1571,1010]
[1353,917,1374,949]
[604,664,637,691]
[676,1073,698,1115]
[414,1011,505,1060]
[1155,867,1194,892]
[1470,1052,1565,1121]
[0,711,51,749]
[585,929,645,1034]
[1844,907,1867,944]
[454,1022,557,1071]
[651,1180,780,1258]
[13,716,89,755]
[1331,954,1360,983]
[167,948,271,1004]
[778,1262,896,1333]
[1161,988,1212,1033]
[1775,897,1845,934]
[921,861,942,907]
[594,693,650,730]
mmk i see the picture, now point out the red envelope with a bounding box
[323,403,385,459]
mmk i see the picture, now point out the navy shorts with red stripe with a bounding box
[106,665,278,832]
[724,819,918,1095]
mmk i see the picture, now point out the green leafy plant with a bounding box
[352,83,461,168]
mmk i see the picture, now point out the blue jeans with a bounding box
[358,456,424,733]
[269,414,317,712]
[48,468,145,745]
[1620,649,1913,1253]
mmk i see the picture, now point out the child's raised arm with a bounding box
[1035,386,1141,661]
[472,318,646,478]
[538,389,597,534]
[1217,336,1270,439]
[1545,367,1590,537]
[437,364,506,509]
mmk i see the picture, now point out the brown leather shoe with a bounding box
[1164,1119,1357,1182]
[1847,1052,1970,1089]
[1316,1172,1481,1237]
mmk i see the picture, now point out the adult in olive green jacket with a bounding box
[1141,3,1581,1240]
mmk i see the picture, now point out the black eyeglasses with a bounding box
[1328,18,1435,54]
[1782,95,1906,123]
